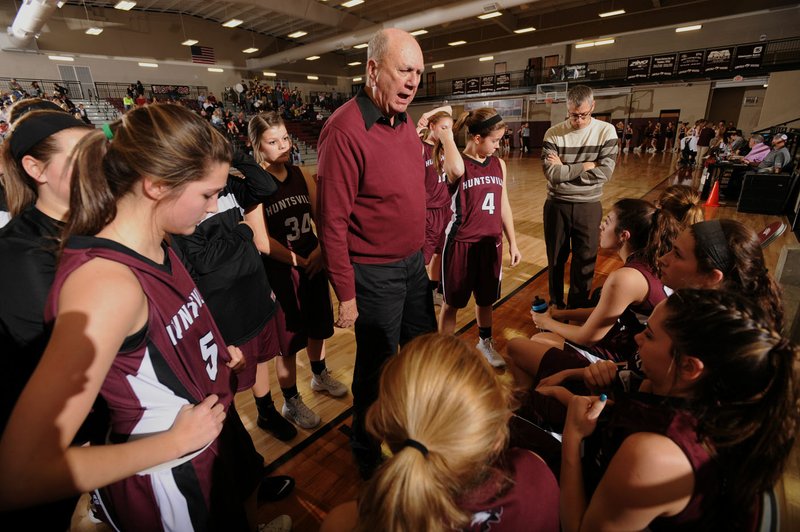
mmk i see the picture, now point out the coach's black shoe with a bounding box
[257,409,298,441]
[258,475,295,502]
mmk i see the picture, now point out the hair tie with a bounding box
[102,123,114,140]
[693,220,733,274]
[402,438,429,457]
[468,114,503,134]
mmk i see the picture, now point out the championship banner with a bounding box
[677,51,704,75]
[466,77,481,94]
[480,75,495,92]
[733,44,765,70]
[650,54,677,79]
[494,73,510,91]
[705,48,733,73]
[626,57,651,81]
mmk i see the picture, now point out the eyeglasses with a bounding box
[568,111,592,120]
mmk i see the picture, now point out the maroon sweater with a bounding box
[317,90,425,301]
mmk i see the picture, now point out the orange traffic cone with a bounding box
[704,179,720,207]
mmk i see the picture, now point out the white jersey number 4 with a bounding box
[482,192,496,215]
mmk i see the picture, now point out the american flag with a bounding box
[190,46,215,64]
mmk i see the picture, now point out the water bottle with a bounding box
[531,296,548,314]
[531,296,548,333]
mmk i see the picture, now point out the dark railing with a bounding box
[416,36,800,102]
[0,77,85,99]
[94,81,209,101]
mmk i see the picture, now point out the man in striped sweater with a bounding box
[541,85,618,309]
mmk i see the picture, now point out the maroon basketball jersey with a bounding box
[263,164,318,257]
[423,141,451,209]
[46,236,235,530]
[447,154,504,242]
[461,448,560,532]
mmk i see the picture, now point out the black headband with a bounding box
[402,438,429,457]
[468,113,503,135]
[9,111,88,160]
[693,220,733,274]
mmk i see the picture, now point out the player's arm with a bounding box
[0,259,225,509]
[243,205,304,268]
[498,158,521,267]
[440,127,464,183]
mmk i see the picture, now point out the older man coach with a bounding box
[316,28,437,478]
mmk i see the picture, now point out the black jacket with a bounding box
[171,152,278,345]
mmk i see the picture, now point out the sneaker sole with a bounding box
[310,380,348,397]
[281,406,321,429]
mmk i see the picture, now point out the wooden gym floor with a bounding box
[72,147,799,530]
[248,148,799,531]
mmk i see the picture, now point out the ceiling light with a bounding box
[242,47,259,54]
[306,55,320,61]
[479,56,494,62]
[410,29,428,36]
[138,62,158,68]
[85,27,103,35]
[763,83,769,88]
[182,39,198,46]
[575,42,595,49]
[341,0,364,7]
[448,40,467,46]
[594,38,615,46]
[599,9,625,18]
[353,43,368,49]
[56,1,65,7]
[353,77,362,82]
[676,24,702,32]
[514,27,535,34]
[48,55,74,61]
[348,61,362,66]
[222,19,243,28]
[478,11,502,20]
[263,72,277,77]
[307,75,319,80]
[114,1,136,10]
[288,31,308,38]
[208,67,224,72]
[432,63,444,69]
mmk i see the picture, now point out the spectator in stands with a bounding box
[758,133,792,172]
[8,79,23,98]
[728,130,746,155]
[122,94,134,112]
[738,134,770,165]
[76,103,91,125]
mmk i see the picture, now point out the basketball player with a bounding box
[437,108,521,367]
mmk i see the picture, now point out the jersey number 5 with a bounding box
[285,213,312,242]
[482,192,496,215]
[199,331,218,380]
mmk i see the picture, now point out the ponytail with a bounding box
[614,192,698,271]
[63,104,232,242]
[64,129,119,239]
[690,219,785,331]
[663,289,800,528]
[356,334,513,530]
[452,108,505,140]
